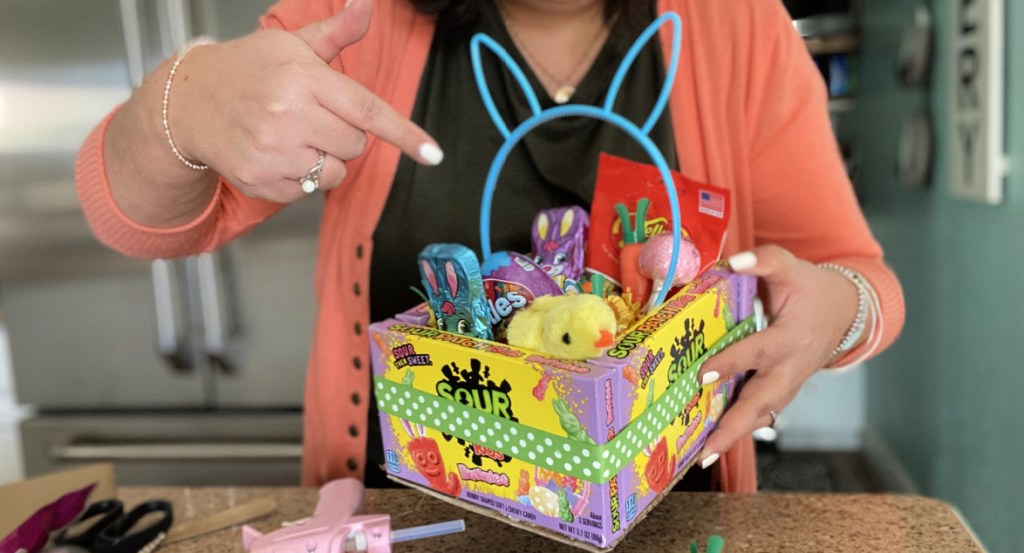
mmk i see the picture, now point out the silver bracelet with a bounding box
[161,40,213,171]
[818,263,869,357]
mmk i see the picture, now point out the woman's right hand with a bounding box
[170,0,442,203]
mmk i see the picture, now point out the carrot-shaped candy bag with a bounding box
[615,199,653,306]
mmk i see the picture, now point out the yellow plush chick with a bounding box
[506,294,618,360]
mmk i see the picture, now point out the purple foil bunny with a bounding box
[530,206,589,284]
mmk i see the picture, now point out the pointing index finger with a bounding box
[315,69,443,166]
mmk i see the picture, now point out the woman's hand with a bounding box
[696,244,861,468]
[171,0,441,203]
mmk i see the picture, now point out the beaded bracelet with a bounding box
[818,263,871,358]
[161,39,214,171]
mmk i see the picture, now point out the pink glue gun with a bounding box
[241,479,466,553]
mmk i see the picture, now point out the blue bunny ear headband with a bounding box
[472,12,687,308]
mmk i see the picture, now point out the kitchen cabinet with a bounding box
[791,4,865,198]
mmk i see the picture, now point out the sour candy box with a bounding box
[367,10,760,550]
[369,268,757,550]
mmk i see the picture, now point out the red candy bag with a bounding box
[587,153,730,286]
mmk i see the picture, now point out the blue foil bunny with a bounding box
[418,243,493,340]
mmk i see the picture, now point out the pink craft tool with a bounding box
[241,479,465,553]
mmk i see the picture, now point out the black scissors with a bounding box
[53,499,173,553]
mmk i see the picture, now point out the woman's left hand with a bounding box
[696,244,861,468]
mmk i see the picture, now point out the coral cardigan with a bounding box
[76,0,905,491]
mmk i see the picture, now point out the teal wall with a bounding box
[857,1,1024,552]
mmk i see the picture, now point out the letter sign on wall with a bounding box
[950,0,1005,204]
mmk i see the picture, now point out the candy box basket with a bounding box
[369,267,758,550]
[368,11,761,551]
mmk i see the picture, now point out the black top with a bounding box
[367,1,711,491]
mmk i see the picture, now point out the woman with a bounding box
[76,0,905,491]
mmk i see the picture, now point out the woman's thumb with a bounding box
[293,0,373,62]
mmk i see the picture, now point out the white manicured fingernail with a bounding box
[420,143,444,166]
[701,371,720,386]
[701,453,720,469]
[728,251,757,272]
[752,427,779,442]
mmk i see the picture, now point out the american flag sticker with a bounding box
[698,189,725,218]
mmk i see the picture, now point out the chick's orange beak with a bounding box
[594,329,614,348]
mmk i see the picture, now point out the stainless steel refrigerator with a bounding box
[0,0,320,485]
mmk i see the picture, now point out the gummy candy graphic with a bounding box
[708,390,726,423]
[644,437,675,494]
[553,397,597,445]
[516,469,531,497]
[528,486,561,518]
[532,372,552,401]
[408,436,462,497]
[557,488,575,523]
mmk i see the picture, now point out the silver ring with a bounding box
[767,409,779,428]
[299,149,326,194]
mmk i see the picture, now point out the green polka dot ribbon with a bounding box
[374,315,757,484]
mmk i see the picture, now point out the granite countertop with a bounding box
[118,487,984,553]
